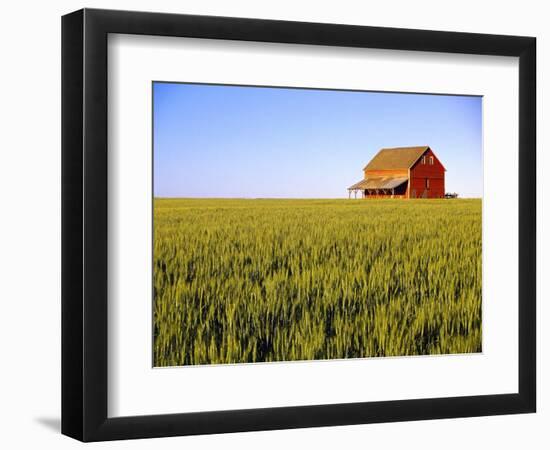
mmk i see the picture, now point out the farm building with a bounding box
[348,146,446,199]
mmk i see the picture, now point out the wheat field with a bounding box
[153,198,481,367]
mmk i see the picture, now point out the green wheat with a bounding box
[153,198,482,366]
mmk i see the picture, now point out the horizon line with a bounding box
[153,196,483,200]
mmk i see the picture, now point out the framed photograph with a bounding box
[61,8,536,441]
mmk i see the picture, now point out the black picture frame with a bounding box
[61,8,536,442]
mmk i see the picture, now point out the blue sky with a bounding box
[153,82,482,198]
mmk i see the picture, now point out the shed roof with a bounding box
[363,146,429,171]
[348,176,408,190]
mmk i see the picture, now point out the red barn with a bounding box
[347,146,446,199]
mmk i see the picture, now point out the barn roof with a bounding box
[348,176,408,190]
[363,146,429,171]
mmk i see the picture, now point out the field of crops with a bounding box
[153,198,482,367]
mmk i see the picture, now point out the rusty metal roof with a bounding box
[348,176,408,190]
[363,146,429,171]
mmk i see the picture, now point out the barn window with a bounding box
[429,156,434,165]
[421,156,426,164]
[425,178,430,189]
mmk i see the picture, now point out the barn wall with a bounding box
[363,194,407,199]
[410,148,446,177]
[409,149,446,198]
[409,177,445,198]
